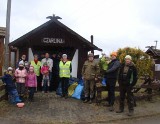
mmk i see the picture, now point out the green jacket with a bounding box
[82,60,100,80]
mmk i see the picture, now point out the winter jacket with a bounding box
[15,68,27,83]
[41,66,49,75]
[26,73,37,87]
[118,62,138,87]
[0,74,16,91]
[105,59,120,79]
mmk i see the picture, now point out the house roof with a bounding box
[0,27,6,37]
[146,46,160,57]
[9,18,102,51]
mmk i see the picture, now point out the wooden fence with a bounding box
[0,81,7,102]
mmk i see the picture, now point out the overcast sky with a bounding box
[0,0,160,55]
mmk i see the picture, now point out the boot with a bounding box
[109,105,114,111]
[128,110,134,116]
[116,109,124,113]
[83,98,89,103]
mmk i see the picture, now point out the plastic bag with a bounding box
[102,78,107,86]
[72,84,84,99]
[68,82,78,97]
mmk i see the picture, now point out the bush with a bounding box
[117,47,153,77]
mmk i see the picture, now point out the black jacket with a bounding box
[118,62,138,87]
[105,59,120,79]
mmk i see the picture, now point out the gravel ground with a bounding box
[0,92,160,124]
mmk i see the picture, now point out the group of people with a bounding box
[0,52,72,103]
[0,51,137,116]
[82,52,137,116]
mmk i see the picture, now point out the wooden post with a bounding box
[91,35,94,55]
[5,0,12,69]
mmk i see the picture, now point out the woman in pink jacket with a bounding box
[26,66,37,102]
[15,61,27,101]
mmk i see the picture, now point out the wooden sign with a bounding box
[42,38,65,44]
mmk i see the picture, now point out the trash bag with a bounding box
[56,82,62,96]
[102,78,107,86]
[68,82,78,97]
[72,84,84,99]
[78,79,84,86]
[69,77,79,85]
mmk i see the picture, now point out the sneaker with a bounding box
[109,106,114,111]
[128,110,134,116]
[116,109,124,113]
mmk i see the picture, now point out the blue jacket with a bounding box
[0,74,16,91]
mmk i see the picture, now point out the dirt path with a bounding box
[0,92,160,124]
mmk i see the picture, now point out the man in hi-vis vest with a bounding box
[59,54,72,99]
[30,54,42,91]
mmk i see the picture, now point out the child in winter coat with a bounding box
[26,66,37,101]
[15,61,27,101]
[0,67,21,104]
[41,62,50,93]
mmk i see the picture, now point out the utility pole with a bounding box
[5,0,12,69]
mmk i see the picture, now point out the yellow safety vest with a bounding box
[30,61,41,76]
[59,61,71,78]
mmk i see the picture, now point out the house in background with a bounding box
[0,27,5,76]
[146,46,160,80]
[9,18,102,78]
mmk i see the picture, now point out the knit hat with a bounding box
[62,54,67,58]
[110,52,117,57]
[8,67,13,71]
[19,61,24,66]
[125,55,132,60]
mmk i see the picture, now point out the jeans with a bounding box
[8,89,21,104]
[42,77,49,92]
